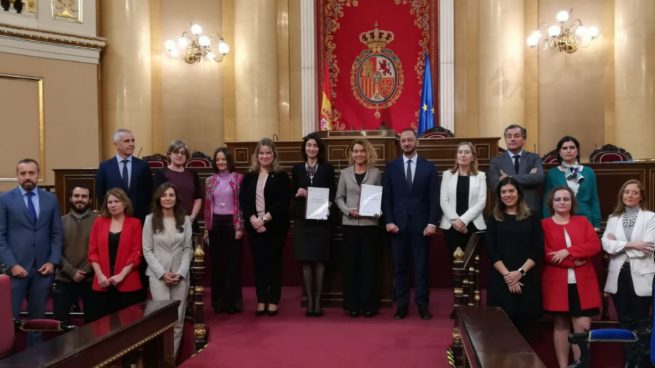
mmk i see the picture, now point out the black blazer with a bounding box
[290,162,335,219]
[95,156,154,222]
[239,170,290,233]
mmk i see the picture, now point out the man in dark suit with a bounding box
[95,128,153,222]
[0,158,63,345]
[488,124,544,213]
[382,129,440,320]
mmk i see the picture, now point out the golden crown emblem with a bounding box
[359,22,395,53]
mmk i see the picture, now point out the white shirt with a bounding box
[115,154,133,187]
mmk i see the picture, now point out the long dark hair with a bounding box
[150,183,186,233]
[492,177,531,221]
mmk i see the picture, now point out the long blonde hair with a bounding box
[347,139,377,168]
[249,138,281,173]
[449,142,479,175]
[612,179,648,217]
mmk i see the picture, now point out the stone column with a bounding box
[615,0,655,159]
[100,0,152,157]
[478,0,525,145]
[439,0,455,132]
[234,0,279,141]
[300,0,317,136]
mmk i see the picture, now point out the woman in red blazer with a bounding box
[87,188,143,322]
[541,186,601,368]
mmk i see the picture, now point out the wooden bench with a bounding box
[449,306,546,368]
[0,300,179,368]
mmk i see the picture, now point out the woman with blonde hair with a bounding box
[602,179,655,367]
[335,139,382,317]
[439,142,487,259]
[239,138,290,316]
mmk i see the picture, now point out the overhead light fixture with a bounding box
[526,9,599,54]
[165,23,230,64]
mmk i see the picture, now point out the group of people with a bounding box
[0,125,652,367]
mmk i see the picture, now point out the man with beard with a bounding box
[53,186,98,323]
[0,158,63,345]
[382,129,440,320]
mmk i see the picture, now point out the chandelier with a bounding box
[165,23,230,64]
[526,9,599,54]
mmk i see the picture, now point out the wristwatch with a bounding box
[518,268,526,277]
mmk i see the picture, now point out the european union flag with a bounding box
[417,54,434,135]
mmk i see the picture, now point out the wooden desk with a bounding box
[0,300,179,368]
[451,306,546,368]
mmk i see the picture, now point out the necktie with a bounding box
[406,159,413,190]
[121,159,129,189]
[513,155,520,174]
[26,191,37,225]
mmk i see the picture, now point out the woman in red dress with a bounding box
[541,186,601,368]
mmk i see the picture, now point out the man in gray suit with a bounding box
[0,158,63,344]
[489,124,545,213]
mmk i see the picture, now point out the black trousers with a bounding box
[53,280,93,323]
[248,228,286,305]
[210,215,243,309]
[612,263,652,365]
[443,224,478,261]
[342,225,379,313]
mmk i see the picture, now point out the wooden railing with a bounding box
[447,306,546,368]
[187,233,208,351]
[1,300,179,368]
[451,232,484,310]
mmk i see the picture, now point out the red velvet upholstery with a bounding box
[589,144,633,163]
[0,275,15,358]
[541,149,559,164]
[419,126,454,139]
[142,153,168,169]
[185,151,213,168]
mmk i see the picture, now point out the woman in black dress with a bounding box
[291,133,335,317]
[487,176,543,333]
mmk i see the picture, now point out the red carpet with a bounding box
[180,287,455,368]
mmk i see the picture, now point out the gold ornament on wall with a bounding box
[51,0,82,23]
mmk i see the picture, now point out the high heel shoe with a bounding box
[314,300,323,317]
[256,303,266,317]
[267,304,279,317]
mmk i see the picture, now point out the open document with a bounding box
[358,184,382,217]
[305,187,330,220]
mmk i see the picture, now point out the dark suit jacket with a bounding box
[488,151,544,213]
[239,170,290,233]
[95,156,153,222]
[290,162,335,219]
[88,216,143,292]
[382,156,440,231]
[0,187,63,271]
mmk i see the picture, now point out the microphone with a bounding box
[136,147,143,158]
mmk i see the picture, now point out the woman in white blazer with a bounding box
[439,142,487,259]
[601,179,655,367]
[143,183,193,356]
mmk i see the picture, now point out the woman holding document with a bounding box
[291,133,335,317]
[239,138,290,316]
[335,139,382,317]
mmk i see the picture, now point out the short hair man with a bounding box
[53,186,98,324]
[95,129,153,222]
[382,129,440,320]
[489,124,545,213]
[0,159,63,345]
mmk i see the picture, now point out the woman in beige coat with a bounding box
[143,182,193,356]
[335,139,382,318]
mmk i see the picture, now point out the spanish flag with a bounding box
[320,65,333,131]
